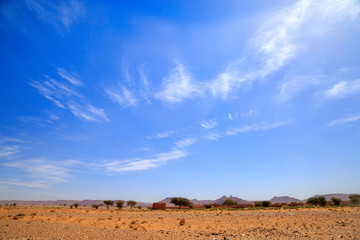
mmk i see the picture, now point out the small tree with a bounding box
[254,201,263,207]
[331,197,341,206]
[170,197,192,209]
[127,200,137,208]
[204,204,212,209]
[92,204,99,209]
[103,200,114,210]
[13,203,17,207]
[70,205,73,209]
[73,203,79,209]
[349,194,360,205]
[262,201,270,207]
[223,199,238,207]
[307,196,326,206]
[116,200,124,209]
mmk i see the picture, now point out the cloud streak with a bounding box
[323,79,360,99]
[25,0,85,33]
[156,62,203,104]
[96,150,186,172]
[0,159,80,188]
[327,113,360,127]
[30,67,109,122]
[105,86,138,108]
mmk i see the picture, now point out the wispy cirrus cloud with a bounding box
[30,68,109,122]
[225,120,291,136]
[96,150,186,172]
[327,113,360,127]
[156,62,203,104]
[104,86,138,108]
[276,75,321,102]
[200,119,217,130]
[209,59,251,99]
[0,144,20,159]
[68,104,109,122]
[25,0,85,33]
[209,0,360,99]
[323,79,360,99]
[147,130,175,139]
[0,159,80,188]
[174,138,198,149]
[56,68,82,86]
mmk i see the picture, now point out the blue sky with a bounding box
[1,0,360,202]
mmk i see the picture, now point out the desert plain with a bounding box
[0,205,359,239]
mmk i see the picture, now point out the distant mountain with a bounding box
[305,193,352,201]
[158,195,250,205]
[0,199,152,207]
[270,196,301,203]
[213,195,250,204]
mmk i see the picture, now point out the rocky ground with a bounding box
[0,205,359,239]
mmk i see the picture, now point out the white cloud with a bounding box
[0,144,20,158]
[323,79,360,99]
[200,119,217,130]
[0,159,80,188]
[327,113,360,127]
[175,138,198,149]
[68,104,109,122]
[97,150,186,172]
[104,86,137,107]
[25,0,85,33]
[148,130,175,139]
[209,59,251,99]
[277,75,321,102]
[210,0,360,99]
[57,68,82,86]
[30,68,108,122]
[225,120,291,136]
[156,62,203,104]
[138,65,152,103]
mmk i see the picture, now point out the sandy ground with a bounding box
[0,205,359,239]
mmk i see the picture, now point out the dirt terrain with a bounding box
[0,205,359,239]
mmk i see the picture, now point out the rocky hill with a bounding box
[269,196,301,203]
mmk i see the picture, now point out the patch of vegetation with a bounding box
[103,200,115,210]
[254,201,270,207]
[307,196,326,206]
[349,194,360,205]
[127,200,137,208]
[223,199,237,206]
[73,203,79,209]
[331,197,342,206]
[170,197,192,209]
[116,200,124,209]
[204,204,212,209]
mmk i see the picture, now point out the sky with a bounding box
[0,0,360,202]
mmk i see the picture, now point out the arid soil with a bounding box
[0,205,359,239]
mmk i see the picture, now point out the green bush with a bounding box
[92,204,99,209]
[204,204,212,209]
[331,197,341,206]
[116,200,124,209]
[307,196,326,206]
[103,200,115,210]
[349,194,360,205]
[170,197,192,209]
[223,199,238,206]
[127,200,136,208]
[73,203,79,209]
[254,201,270,207]
[254,201,262,207]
